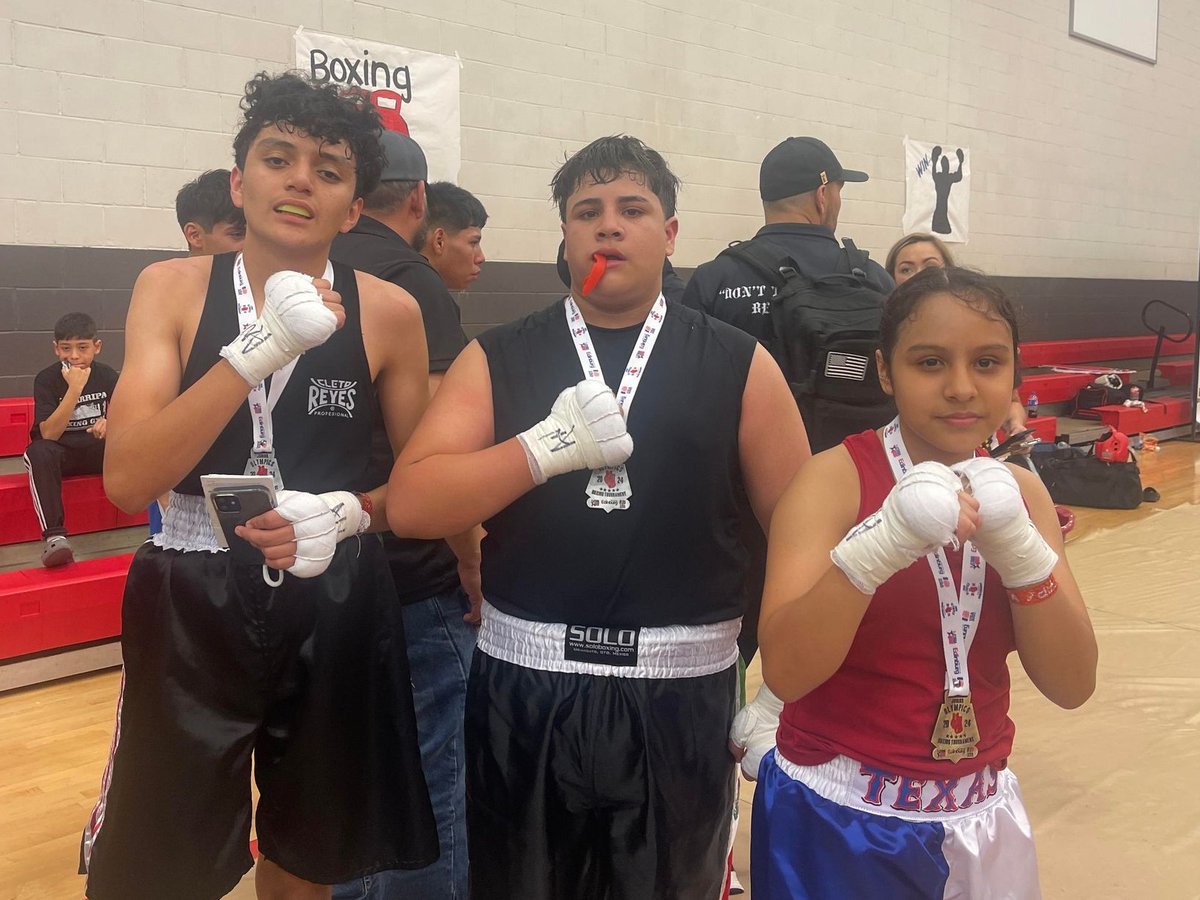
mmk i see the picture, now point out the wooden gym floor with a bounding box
[2,440,1198,899]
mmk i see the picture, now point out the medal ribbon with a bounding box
[232,254,333,483]
[564,294,666,417]
[880,418,986,698]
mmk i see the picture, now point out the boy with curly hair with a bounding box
[81,72,437,900]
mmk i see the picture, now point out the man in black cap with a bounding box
[682,136,893,354]
[331,130,481,900]
[683,138,896,831]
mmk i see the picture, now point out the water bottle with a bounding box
[1026,392,1039,419]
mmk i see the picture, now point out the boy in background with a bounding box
[175,169,246,256]
[417,181,488,290]
[25,312,119,567]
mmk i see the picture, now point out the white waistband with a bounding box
[152,491,225,553]
[774,752,1015,822]
[477,600,740,679]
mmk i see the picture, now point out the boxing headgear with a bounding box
[1094,430,1130,463]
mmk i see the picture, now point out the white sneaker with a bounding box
[729,867,745,895]
[41,535,74,568]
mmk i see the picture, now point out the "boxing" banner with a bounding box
[294,28,461,183]
[902,137,971,243]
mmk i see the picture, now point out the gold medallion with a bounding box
[931,691,980,763]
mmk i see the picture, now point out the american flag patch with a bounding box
[824,351,870,381]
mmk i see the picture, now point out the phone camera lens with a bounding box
[214,494,241,513]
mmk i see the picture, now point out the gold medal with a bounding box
[931,691,980,763]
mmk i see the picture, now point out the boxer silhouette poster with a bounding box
[903,137,971,243]
[295,28,461,182]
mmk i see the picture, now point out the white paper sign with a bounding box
[903,137,970,243]
[294,29,461,182]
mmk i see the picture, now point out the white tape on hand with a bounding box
[831,461,963,595]
[516,380,633,484]
[220,271,338,387]
[953,457,1058,588]
[272,489,367,579]
[729,684,784,781]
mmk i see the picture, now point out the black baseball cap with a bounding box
[759,137,868,201]
[379,130,428,182]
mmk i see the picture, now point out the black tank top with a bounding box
[478,300,757,628]
[175,252,376,496]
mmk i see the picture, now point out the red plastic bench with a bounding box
[1024,415,1058,443]
[1157,359,1195,386]
[1019,335,1195,368]
[0,474,148,545]
[1016,372,1096,405]
[0,398,34,457]
[0,552,133,660]
[1091,397,1192,433]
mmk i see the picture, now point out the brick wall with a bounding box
[3,0,1199,273]
[2,0,1200,397]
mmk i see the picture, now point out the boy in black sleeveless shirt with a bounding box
[81,73,437,900]
[389,136,811,899]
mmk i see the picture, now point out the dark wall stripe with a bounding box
[1,244,1197,398]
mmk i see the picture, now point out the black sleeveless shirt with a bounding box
[477,300,757,628]
[175,252,377,497]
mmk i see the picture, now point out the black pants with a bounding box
[23,436,105,538]
[466,652,738,900]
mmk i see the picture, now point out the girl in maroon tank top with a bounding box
[749,267,1097,899]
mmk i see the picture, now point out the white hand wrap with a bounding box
[220,271,338,387]
[729,684,784,781]
[273,489,368,579]
[831,461,963,595]
[953,457,1058,588]
[516,380,633,485]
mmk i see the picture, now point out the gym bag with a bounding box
[1030,441,1143,509]
[719,238,895,453]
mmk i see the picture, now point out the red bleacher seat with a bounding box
[0,474,148,545]
[1092,397,1192,433]
[0,397,34,457]
[0,552,133,660]
[1157,359,1195,386]
[1017,373,1096,405]
[1024,416,1058,443]
[1019,335,1195,368]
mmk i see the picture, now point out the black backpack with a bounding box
[719,238,896,453]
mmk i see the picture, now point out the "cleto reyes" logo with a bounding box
[308,378,357,418]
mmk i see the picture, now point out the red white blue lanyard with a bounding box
[881,418,985,697]
[232,254,332,485]
[564,294,666,414]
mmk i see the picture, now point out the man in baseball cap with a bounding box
[758,135,869,200]
[681,137,894,858]
[331,127,483,900]
[683,136,890,352]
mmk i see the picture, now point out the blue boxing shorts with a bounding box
[751,750,1040,899]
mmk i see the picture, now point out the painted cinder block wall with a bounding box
[2,0,1198,394]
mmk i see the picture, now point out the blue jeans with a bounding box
[333,588,477,899]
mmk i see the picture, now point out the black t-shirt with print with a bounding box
[32,361,120,445]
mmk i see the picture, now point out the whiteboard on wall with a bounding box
[1070,0,1159,63]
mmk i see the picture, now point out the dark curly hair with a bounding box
[232,71,384,199]
[550,135,681,219]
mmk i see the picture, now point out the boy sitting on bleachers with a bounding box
[24,313,119,567]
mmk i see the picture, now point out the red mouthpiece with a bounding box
[581,253,607,297]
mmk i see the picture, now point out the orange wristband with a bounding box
[355,492,374,519]
[1008,574,1058,606]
